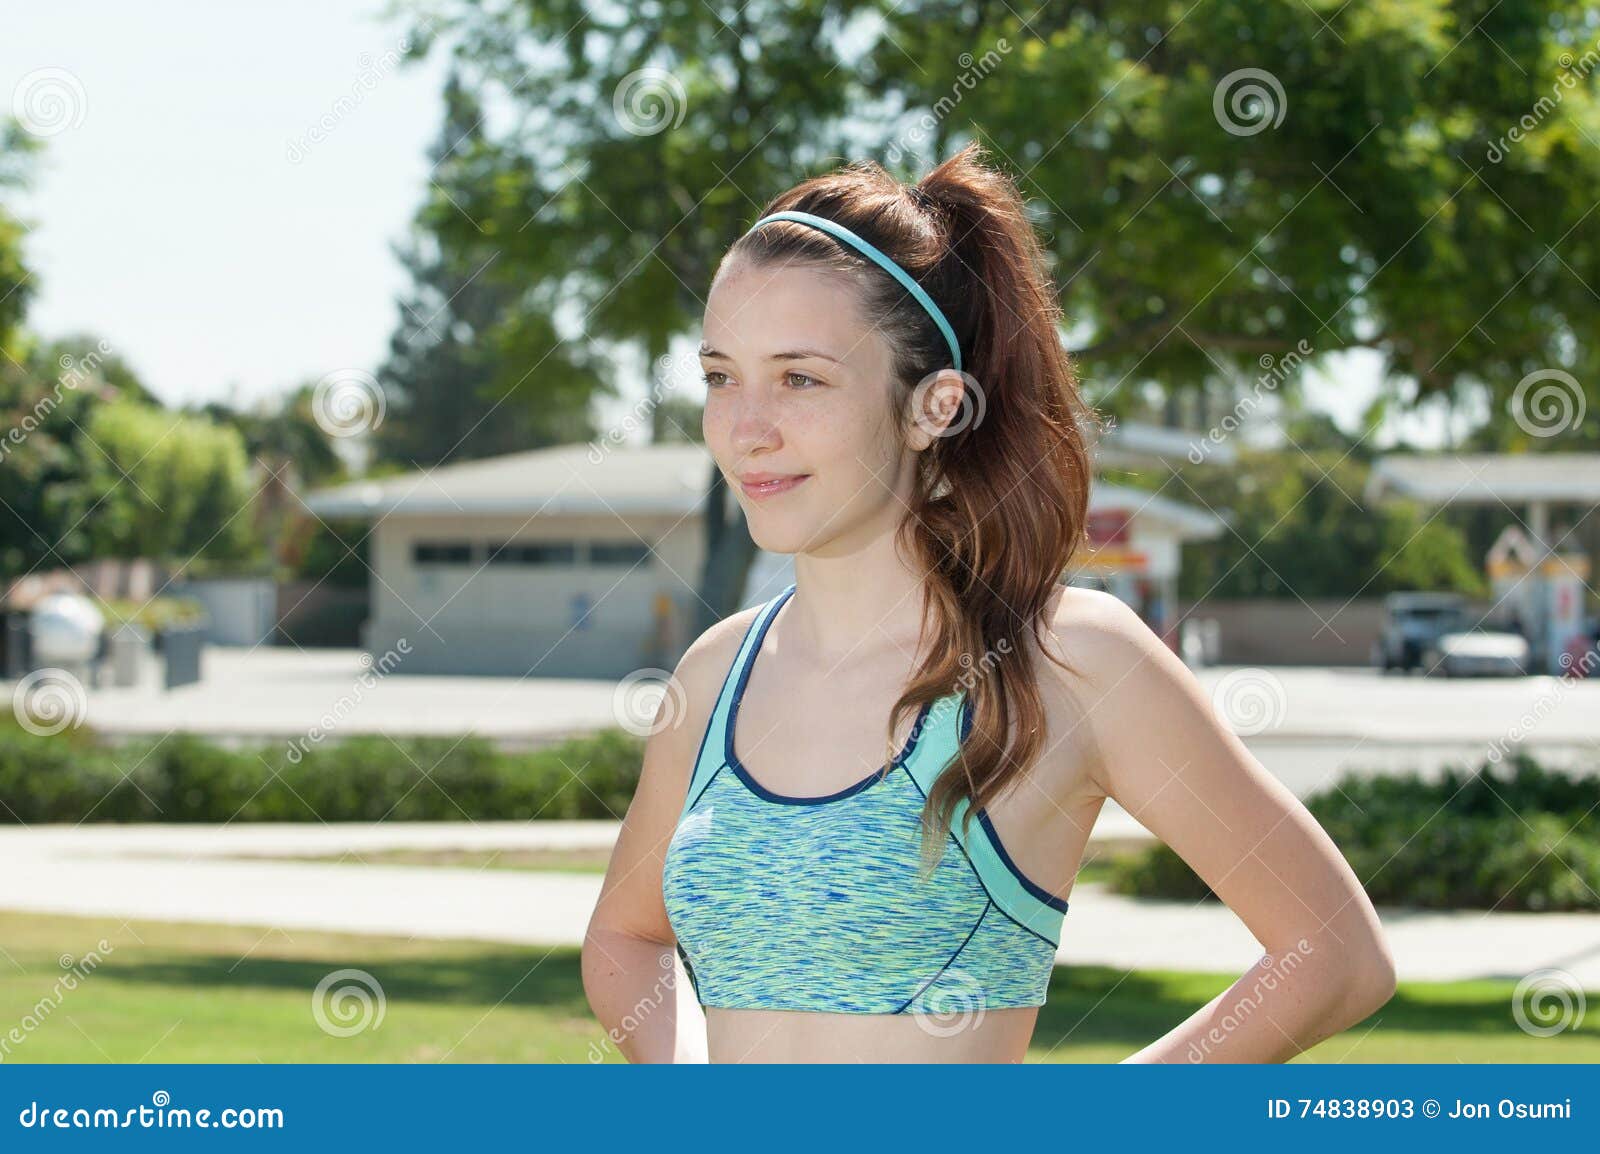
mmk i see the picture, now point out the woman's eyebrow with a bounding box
[699,344,842,364]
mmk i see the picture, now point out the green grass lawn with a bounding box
[1,911,1593,1063]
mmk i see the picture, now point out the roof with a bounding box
[1091,483,1229,539]
[303,422,1235,522]
[1092,420,1237,468]
[1365,453,1600,505]
[303,443,714,518]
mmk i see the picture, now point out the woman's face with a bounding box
[699,258,921,557]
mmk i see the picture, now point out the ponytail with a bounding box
[726,141,1097,868]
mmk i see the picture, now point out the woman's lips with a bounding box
[739,473,811,500]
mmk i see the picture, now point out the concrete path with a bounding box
[51,646,1600,748]
[2,822,1597,987]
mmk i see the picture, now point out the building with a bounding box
[304,429,1227,677]
[1365,452,1600,672]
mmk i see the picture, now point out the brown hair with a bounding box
[721,141,1096,868]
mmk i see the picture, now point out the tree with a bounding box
[398,0,1600,625]
[0,335,126,580]
[0,119,41,362]
[52,401,256,566]
[196,383,346,572]
[374,68,603,469]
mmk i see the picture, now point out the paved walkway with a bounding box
[3,822,1597,987]
[56,646,1600,746]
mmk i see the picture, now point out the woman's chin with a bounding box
[745,524,809,555]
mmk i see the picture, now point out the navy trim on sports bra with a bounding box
[723,583,932,806]
[976,809,1071,913]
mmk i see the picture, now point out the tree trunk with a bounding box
[695,461,759,635]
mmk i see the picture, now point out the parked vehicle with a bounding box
[1372,592,1468,673]
[1421,626,1531,677]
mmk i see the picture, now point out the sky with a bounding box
[1,1,1456,450]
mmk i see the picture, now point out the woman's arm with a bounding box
[581,645,718,1063]
[1051,592,1397,1063]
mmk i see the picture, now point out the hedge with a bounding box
[1108,752,1600,912]
[0,720,645,824]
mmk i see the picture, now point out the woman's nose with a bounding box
[729,390,782,456]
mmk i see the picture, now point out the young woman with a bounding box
[582,143,1395,1064]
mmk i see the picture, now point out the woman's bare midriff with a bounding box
[703,1005,1039,1063]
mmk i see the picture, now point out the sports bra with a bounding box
[662,582,1069,1015]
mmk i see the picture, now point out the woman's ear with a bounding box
[905,368,976,450]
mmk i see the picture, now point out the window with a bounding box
[589,540,652,566]
[486,541,578,566]
[413,541,473,564]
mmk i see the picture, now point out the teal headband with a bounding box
[744,209,963,372]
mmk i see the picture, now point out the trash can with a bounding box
[107,622,151,688]
[158,622,206,689]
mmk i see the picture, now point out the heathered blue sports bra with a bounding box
[662,582,1069,1015]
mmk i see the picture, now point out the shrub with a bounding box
[1107,751,1600,912]
[0,719,646,824]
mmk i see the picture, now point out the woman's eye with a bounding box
[701,370,728,388]
[786,372,819,389]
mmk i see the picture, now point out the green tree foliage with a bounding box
[1173,445,1484,598]
[0,119,41,362]
[53,401,256,565]
[870,0,1600,429]
[397,0,1597,617]
[374,69,602,468]
[0,336,127,578]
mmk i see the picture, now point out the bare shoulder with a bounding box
[671,601,762,707]
[1035,585,1198,791]
[646,601,764,770]
[1040,584,1173,678]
